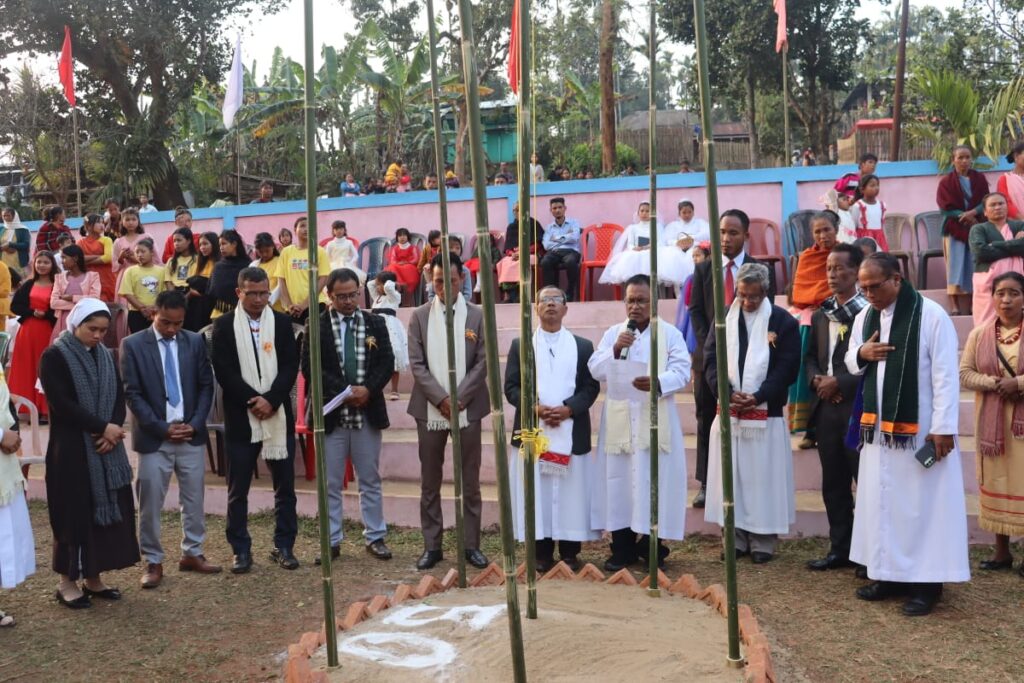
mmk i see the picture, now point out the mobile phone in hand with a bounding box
[914,441,937,468]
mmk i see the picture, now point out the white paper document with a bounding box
[605,359,648,401]
[322,386,353,415]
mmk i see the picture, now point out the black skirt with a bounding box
[51,486,140,580]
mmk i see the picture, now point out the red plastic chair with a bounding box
[747,218,788,288]
[295,372,353,487]
[579,223,624,302]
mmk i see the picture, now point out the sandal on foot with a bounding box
[0,610,13,627]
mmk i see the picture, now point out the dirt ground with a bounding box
[3,503,1023,682]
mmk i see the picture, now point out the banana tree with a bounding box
[907,68,1024,169]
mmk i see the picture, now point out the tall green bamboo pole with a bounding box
[424,0,468,589]
[645,0,661,597]
[693,0,742,666]
[455,0,527,679]
[302,0,338,667]
[516,0,539,620]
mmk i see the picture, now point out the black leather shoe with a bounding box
[231,552,253,574]
[856,581,909,602]
[603,557,634,572]
[270,547,299,570]
[55,589,91,609]
[366,540,393,561]
[416,549,443,570]
[536,557,555,574]
[692,486,706,509]
[902,590,941,617]
[751,552,773,565]
[979,557,1014,571]
[561,556,582,572]
[720,549,750,561]
[806,554,854,571]
[82,586,122,600]
[465,549,490,569]
[854,564,868,579]
[314,545,341,566]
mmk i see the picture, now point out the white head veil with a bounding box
[67,298,110,332]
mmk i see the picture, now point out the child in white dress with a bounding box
[600,201,694,287]
[368,271,409,400]
[326,220,366,283]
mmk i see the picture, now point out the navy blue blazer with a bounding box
[121,327,215,454]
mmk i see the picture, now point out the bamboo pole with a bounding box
[424,0,468,589]
[516,0,539,620]
[782,44,791,167]
[236,130,243,206]
[693,0,742,667]
[455,0,527,679]
[71,106,83,217]
[645,0,661,597]
[302,0,338,667]
[891,0,910,161]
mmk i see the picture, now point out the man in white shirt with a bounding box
[138,194,158,213]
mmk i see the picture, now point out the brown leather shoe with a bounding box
[179,554,223,574]
[141,563,163,589]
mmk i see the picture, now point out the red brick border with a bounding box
[283,562,775,683]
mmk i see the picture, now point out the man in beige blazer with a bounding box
[407,253,490,570]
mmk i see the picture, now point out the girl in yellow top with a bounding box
[183,231,219,332]
[251,232,285,313]
[275,216,328,323]
[78,213,115,301]
[118,238,163,333]
[164,227,197,291]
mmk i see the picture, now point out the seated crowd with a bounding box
[2,143,1024,628]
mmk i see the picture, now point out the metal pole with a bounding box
[891,0,910,161]
[646,0,661,597]
[302,0,338,667]
[424,0,468,588]
[455,0,527,679]
[516,0,539,620]
[782,45,791,167]
[71,106,83,217]
[693,0,742,667]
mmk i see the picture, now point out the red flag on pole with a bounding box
[773,0,788,53]
[58,26,76,107]
[508,0,519,94]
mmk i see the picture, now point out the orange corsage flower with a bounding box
[366,336,378,350]
[465,329,478,342]
[262,341,273,353]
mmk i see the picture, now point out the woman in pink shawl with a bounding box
[996,142,1024,220]
[969,192,1024,325]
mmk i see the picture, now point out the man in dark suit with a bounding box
[211,267,299,574]
[301,268,395,566]
[504,286,601,572]
[122,290,219,589]
[804,243,867,571]
[688,208,777,508]
[407,253,489,570]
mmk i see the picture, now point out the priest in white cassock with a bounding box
[844,252,969,617]
[589,273,691,572]
[505,286,601,573]
[704,263,800,564]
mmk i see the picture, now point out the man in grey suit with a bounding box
[407,253,490,571]
[122,290,220,589]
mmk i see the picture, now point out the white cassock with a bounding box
[845,297,970,583]
[589,320,690,540]
[704,301,796,535]
[510,327,600,542]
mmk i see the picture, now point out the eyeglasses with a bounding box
[331,291,361,302]
[242,290,271,299]
[538,296,565,304]
[625,298,650,307]
[859,278,894,294]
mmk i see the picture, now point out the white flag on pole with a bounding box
[222,35,243,129]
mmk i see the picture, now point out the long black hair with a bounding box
[169,227,197,275]
[196,231,221,274]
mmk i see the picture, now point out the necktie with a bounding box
[160,338,181,408]
[343,316,357,382]
[724,260,735,306]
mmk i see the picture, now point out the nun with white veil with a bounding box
[600,201,693,286]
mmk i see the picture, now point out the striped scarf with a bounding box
[859,283,922,450]
[330,308,366,429]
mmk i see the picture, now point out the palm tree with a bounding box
[908,68,1024,169]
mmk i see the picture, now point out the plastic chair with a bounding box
[784,210,817,255]
[883,212,915,281]
[12,394,44,479]
[748,218,788,288]
[915,211,945,289]
[358,237,391,280]
[579,223,624,302]
[409,232,427,250]
[200,324,226,476]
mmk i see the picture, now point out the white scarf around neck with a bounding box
[233,303,288,459]
[534,327,578,457]
[426,293,468,431]
[604,320,672,455]
[725,297,771,438]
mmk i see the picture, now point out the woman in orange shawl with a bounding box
[788,211,840,444]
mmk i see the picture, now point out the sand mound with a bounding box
[312,581,741,682]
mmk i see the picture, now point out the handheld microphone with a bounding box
[619,319,639,359]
